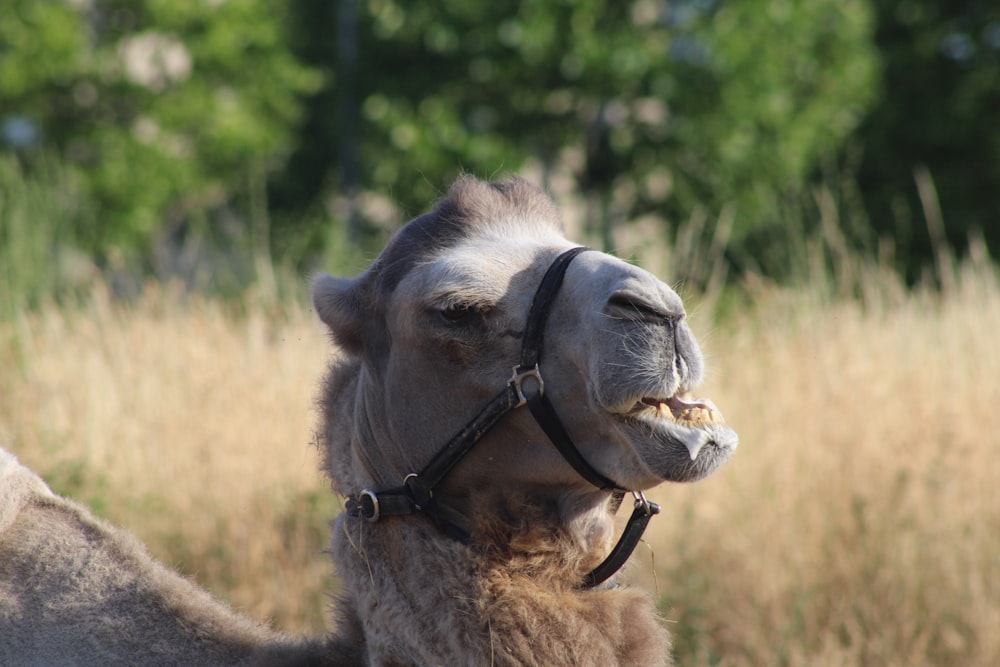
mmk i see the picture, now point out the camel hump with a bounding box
[0,446,56,533]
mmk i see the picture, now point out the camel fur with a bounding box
[0,448,344,666]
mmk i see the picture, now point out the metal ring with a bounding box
[358,488,380,522]
[631,490,660,517]
[509,364,545,406]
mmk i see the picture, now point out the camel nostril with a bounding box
[606,293,676,324]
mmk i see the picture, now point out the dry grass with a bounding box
[640,259,1000,666]
[0,284,338,633]
[2,262,999,665]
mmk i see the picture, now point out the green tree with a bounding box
[281,0,877,273]
[0,0,319,258]
[664,0,878,268]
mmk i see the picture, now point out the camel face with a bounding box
[314,177,737,502]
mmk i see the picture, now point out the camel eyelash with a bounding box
[429,298,495,326]
[440,302,477,321]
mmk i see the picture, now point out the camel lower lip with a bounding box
[621,395,731,461]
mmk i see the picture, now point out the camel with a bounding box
[312,176,738,665]
[0,176,737,666]
[0,447,344,665]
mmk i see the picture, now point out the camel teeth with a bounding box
[637,397,726,427]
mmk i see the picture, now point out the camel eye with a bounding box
[441,303,474,321]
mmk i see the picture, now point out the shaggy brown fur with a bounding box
[325,501,671,666]
[0,448,352,666]
[471,497,671,665]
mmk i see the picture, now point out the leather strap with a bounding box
[414,383,521,494]
[526,394,622,491]
[581,494,660,588]
[516,246,625,492]
[516,246,592,373]
[346,488,415,522]
[345,486,471,541]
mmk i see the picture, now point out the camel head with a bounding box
[313,176,737,561]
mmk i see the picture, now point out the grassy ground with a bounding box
[2,259,998,665]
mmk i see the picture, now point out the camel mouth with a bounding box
[632,395,725,427]
[622,393,733,463]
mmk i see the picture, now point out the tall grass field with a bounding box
[2,258,999,665]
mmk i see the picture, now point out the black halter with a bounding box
[346,247,659,588]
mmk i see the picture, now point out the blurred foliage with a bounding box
[276,0,876,264]
[0,0,996,299]
[655,0,877,273]
[852,0,1000,281]
[0,155,90,315]
[1,0,319,257]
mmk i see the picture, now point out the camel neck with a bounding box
[331,509,672,665]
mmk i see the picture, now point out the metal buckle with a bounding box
[358,488,380,522]
[402,473,425,510]
[632,490,661,517]
[510,364,545,406]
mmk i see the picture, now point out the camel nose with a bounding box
[601,260,686,321]
[604,278,685,325]
[674,319,705,388]
[606,293,678,324]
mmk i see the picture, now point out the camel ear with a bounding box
[312,273,365,354]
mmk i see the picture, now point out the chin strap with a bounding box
[344,246,660,588]
[581,491,660,588]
